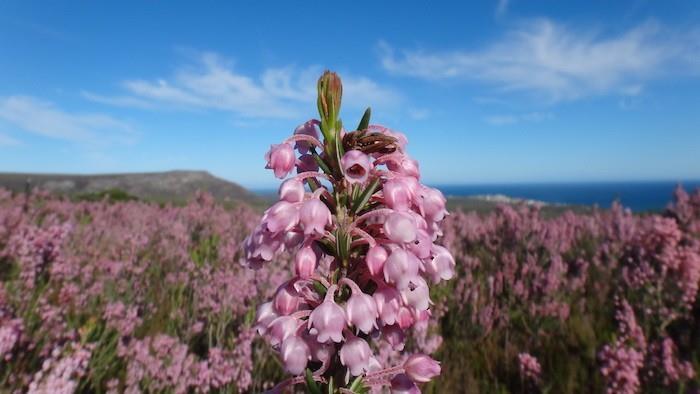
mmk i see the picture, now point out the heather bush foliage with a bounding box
[0,184,699,393]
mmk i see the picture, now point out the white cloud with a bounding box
[380,20,696,101]
[0,96,135,145]
[485,111,553,126]
[86,52,401,119]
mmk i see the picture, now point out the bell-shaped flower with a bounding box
[384,212,417,244]
[299,198,332,236]
[342,278,378,334]
[383,248,420,290]
[279,178,305,203]
[308,285,346,343]
[424,245,456,284]
[263,201,299,234]
[404,354,441,383]
[382,324,406,351]
[409,229,432,259]
[390,374,420,394]
[296,154,319,173]
[383,177,414,211]
[341,150,372,184]
[387,156,420,179]
[265,143,296,179]
[267,315,299,347]
[254,301,278,335]
[294,245,317,279]
[281,336,310,375]
[401,276,431,311]
[339,335,371,376]
[373,285,402,326]
[366,245,388,277]
[293,119,320,154]
[244,226,285,268]
[396,306,415,329]
[273,280,300,315]
[419,186,448,223]
[303,332,335,364]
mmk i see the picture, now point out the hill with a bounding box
[0,170,262,205]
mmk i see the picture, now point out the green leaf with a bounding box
[351,178,380,214]
[312,149,333,175]
[349,375,365,392]
[305,369,322,394]
[334,121,345,175]
[312,280,327,298]
[336,230,350,262]
[356,107,371,131]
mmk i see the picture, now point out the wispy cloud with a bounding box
[86,52,401,119]
[0,96,135,145]
[0,131,20,146]
[380,20,698,101]
[495,0,509,17]
[484,111,553,126]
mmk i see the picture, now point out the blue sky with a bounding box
[1,1,699,188]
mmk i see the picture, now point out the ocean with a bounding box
[434,181,700,212]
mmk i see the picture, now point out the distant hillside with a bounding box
[0,171,262,205]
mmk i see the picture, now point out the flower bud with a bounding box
[317,71,342,123]
[384,212,417,244]
[281,336,310,375]
[341,150,372,184]
[273,280,300,315]
[279,179,305,203]
[294,245,317,279]
[265,143,296,179]
[299,198,332,236]
[339,335,371,376]
[404,354,441,383]
[366,245,388,276]
[308,285,346,343]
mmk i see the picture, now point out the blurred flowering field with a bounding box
[1,185,699,393]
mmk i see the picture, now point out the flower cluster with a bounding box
[244,71,453,392]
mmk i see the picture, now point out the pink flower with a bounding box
[341,150,372,184]
[299,198,332,236]
[424,245,455,284]
[308,285,346,343]
[373,285,402,326]
[404,354,441,383]
[339,335,371,376]
[293,120,320,154]
[265,143,296,178]
[262,201,299,234]
[384,248,421,290]
[273,280,300,315]
[294,245,317,279]
[382,324,406,351]
[401,276,431,311]
[279,179,305,203]
[390,374,420,394]
[384,212,417,244]
[342,278,378,334]
[267,316,299,347]
[383,178,414,211]
[387,156,420,179]
[366,245,388,276]
[419,186,448,222]
[281,336,310,375]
